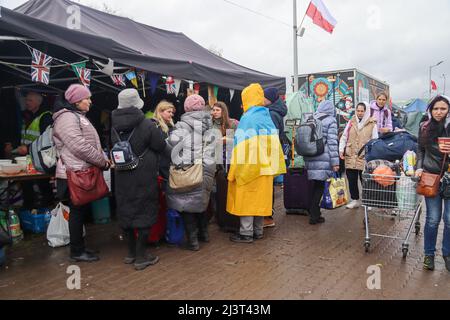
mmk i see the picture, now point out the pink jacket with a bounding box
[52,108,107,179]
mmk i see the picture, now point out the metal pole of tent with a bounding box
[293,0,299,93]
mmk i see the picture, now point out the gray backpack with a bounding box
[29,125,56,174]
[295,113,328,157]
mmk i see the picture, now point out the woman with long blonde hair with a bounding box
[152,101,176,188]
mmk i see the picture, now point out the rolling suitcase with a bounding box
[215,167,240,233]
[284,167,314,215]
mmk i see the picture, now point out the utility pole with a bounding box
[293,0,299,92]
[442,74,446,96]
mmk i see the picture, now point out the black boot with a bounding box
[124,229,136,265]
[134,229,159,271]
[198,212,210,243]
[182,213,199,251]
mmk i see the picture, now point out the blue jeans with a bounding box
[424,196,450,257]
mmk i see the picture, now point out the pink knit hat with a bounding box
[184,94,205,112]
[65,84,91,104]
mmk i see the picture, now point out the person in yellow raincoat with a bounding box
[227,83,287,243]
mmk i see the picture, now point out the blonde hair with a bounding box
[153,100,176,133]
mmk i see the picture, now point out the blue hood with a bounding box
[269,99,288,118]
[317,100,336,117]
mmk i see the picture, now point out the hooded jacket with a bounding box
[52,101,107,180]
[226,83,286,216]
[112,107,167,229]
[166,111,217,213]
[304,100,340,181]
[268,98,288,140]
[339,102,378,171]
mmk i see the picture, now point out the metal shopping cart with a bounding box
[361,168,423,258]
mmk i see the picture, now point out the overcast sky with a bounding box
[1,0,450,101]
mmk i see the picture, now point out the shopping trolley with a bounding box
[361,168,423,258]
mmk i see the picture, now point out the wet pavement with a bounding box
[0,187,449,300]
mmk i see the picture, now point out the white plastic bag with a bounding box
[47,203,70,248]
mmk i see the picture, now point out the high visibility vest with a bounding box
[145,111,154,119]
[21,111,52,145]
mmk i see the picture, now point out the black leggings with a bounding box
[310,180,325,221]
[346,169,363,201]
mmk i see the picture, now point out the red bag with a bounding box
[66,166,109,207]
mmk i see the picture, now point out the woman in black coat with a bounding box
[111,89,166,271]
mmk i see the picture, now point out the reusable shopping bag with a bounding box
[321,173,350,209]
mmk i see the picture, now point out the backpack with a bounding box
[295,114,328,157]
[29,125,56,174]
[111,128,147,171]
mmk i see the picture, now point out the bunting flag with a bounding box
[31,48,53,85]
[431,80,438,91]
[174,78,182,96]
[71,62,86,78]
[125,71,138,88]
[111,74,126,87]
[137,71,147,97]
[208,85,217,106]
[230,89,235,101]
[194,83,200,94]
[166,76,176,94]
[149,73,159,95]
[214,86,219,99]
[75,67,91,87]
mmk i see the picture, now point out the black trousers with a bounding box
[56,179,89,256]
[310,180,325,222]
[346,169,363,201]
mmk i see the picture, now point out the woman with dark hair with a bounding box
[416,95,450,272]
[370,92,392,134]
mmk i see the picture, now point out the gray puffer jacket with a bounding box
[166,111,217,213]
[304,100,340,181]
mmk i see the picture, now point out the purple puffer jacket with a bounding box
[52,108,107,179]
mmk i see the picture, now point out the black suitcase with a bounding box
[215,167,240,233]
[284,167,314,215]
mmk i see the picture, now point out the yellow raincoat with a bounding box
[226,84,287,216]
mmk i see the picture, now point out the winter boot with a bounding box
[198,212,210,243]
[134,229,159,271]
[182,213,200,251]
[124,229,136,265]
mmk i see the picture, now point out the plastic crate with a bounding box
[19,209,51,234]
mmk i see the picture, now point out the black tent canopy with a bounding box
[0,0,286,92]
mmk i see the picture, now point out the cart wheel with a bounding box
[402,248,409,259]
[364,242,370,253]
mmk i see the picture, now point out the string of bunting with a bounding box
[6,41,233,98]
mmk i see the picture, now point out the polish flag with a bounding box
[306,0,337,34]
[431,80,438,91]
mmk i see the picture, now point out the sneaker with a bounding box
[444,256,450,272]
[123,256,136,264]
[263,217,276,228]
[346,200,361,209]
[70,252,100,263]
[230,234,253,243]
[309,217,325,225]
[134,254,159,271]
[423,255,435,271]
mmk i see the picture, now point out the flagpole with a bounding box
[293,0,300,93]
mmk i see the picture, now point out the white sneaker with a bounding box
[346,200,361,209]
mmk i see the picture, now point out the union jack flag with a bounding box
[166,76,176,94]
[76,67,91,87]
[111,74,126,87]
[31,49,53,85]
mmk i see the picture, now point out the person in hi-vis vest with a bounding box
[4,91,54,208]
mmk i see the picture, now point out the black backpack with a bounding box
[111,128,147,171]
